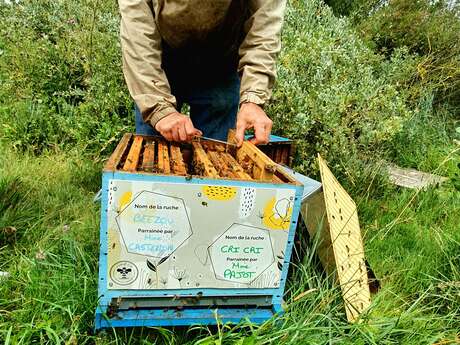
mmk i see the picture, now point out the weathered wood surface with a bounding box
[157,141,171,174]
[272,175,284,183]
[387,164,447,189]
[123,136,143,172]
[318,154,371,322]
[104,133,133,171]
[192,142,219,178]
[280,148,289,166]
[142,141,155,172]
[227,129,275,181]
[221,153,252,180]
[170,144,187,175]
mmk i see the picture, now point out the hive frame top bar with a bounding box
[103,133,300,185]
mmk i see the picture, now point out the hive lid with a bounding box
[318,154,371,322]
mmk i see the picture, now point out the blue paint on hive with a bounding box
[95,170,303,331]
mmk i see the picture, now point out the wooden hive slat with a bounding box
[106,133,296,184]
[274,166,298,184]
[221,153,252,180]
[227,130,275,181]
[280,147,290,166]
[272,175,284,183]
[207,151,237,178]
[275,148,283,164]
[170,144,187,175]
[104,133,133,171]
[142,141,155,172]
[123,136,143,172]
[157,141,171,174]
[192,142,219,178]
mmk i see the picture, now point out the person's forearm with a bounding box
[119,0,177,128]
[235,0,286,146]
[238,0,287,107]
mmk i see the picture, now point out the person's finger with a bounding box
[235,121,246,147]
[162,131,173,142]
[178,123,187,142]
[171,128,180,142]
[250,123,269,145]
[266,118,273,133]
[184,120,197,140]
[193,129,203,137]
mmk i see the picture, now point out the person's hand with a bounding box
[235,102,272,147]
[155,112,202,142]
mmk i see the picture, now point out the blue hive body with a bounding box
[95,134,305,330]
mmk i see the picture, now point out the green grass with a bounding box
[0,141,458,343]
[1,0,459,343]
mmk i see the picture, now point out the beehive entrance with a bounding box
[104,133,296,184]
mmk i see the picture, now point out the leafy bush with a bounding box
[0,0,456,175]
[268,0,416,177]
[356,0,460,106]
[324,0,380,17]
[0,0,133,154]
[325,0,460,107]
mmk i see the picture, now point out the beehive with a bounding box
[95,132,304,330]
[254,135,295,167]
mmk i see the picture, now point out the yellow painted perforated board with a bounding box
[318,155,371,322]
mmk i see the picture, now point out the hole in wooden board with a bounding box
[346,245,350,253]
[341,266,345,272]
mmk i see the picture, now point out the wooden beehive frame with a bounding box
[104,133,298,185]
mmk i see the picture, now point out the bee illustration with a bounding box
[116,266,132,280]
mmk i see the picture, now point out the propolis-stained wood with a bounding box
[157,140,171,174]
[170,144,187,175]
[104,133,298,184]
[123,136,143,172]
[142,141,155,172]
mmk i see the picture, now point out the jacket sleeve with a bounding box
[119,0,177,127]
[238,0,287,107]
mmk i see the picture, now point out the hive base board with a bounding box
[95,305,282,329]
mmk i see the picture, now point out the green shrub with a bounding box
[268,0,416,177]
[324,0,380,17]
[352,0,460,106]
[0,0,133,155]
[0,0,456,175]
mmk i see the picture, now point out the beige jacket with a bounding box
[119,0,286,127]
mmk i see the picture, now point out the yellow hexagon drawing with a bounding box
[262,197,293,230]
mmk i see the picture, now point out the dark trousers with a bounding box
[135,43,240,141]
